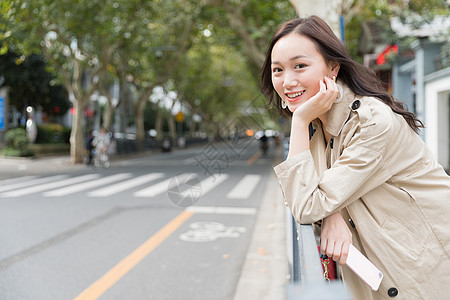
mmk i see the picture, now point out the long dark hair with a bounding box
[261,16,424,133]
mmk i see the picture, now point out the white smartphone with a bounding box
[346,244,384,291]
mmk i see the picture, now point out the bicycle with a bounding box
[93,147,110,168]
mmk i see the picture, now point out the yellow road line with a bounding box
[247,151,261,165]
[74,210,194,300]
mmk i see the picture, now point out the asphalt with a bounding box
[0,147,290,299]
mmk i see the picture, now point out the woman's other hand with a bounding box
[320,211,352,265]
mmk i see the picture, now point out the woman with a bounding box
[261,16,450,299]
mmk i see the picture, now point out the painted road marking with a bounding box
[186,206,257,215]
[74,204,255,298]
[88,173,165,197]
[181,174,229,198]
[74,210,194,300]
[247,151,261,165]
[43,173,133,197]
[179,222,247,242]
[0,175,37,186]
[1,174,100,197]
[133,173,196,198]
[0,175,68,193]
[226,174,261,199]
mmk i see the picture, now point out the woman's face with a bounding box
[271,33,335,113]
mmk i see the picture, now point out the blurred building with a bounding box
[391,16,450,170]
[360,15,450,170]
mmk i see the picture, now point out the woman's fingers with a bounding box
[323,76,339,100]
[291,76,340,122]
[322,239,350,265]
[339,240,351,265]
[320,212,353,265]
[320,237,328,255]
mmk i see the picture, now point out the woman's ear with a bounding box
[330,62,340,75]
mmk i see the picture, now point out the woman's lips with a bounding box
[285,90,305,102]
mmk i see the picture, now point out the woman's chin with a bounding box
[287,104,299,113]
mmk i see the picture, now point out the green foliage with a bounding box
[1,0,294,145]
[2,127,34,157]
[345,0,450,62]
[36,123,70,144]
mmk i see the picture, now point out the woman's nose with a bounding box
[283,72,298,89]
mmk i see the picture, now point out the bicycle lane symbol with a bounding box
[179,222,247,242]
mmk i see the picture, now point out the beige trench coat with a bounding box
[274,84,450,299]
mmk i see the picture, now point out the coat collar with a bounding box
[323,81,357,137]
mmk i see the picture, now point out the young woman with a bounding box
[261,16,450,299]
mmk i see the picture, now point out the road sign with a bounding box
[175,112,184,123]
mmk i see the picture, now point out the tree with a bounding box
[126,0,199,143]
[203,0,295,78]
[176,27,262,139]
[343,0,450,62]
[3,0,147,163]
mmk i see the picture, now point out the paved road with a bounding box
[0,138,284,300]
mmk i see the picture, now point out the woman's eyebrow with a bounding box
[272,55,308,65]
[290,55,307,60]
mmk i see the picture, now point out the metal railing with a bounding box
[282,138,352,299]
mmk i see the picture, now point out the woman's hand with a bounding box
[320,211,352,265]
[287,76,339,158]
[292,76,339,124]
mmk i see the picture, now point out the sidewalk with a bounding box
[0,155,75,179]
[234,147,289,300]
[0,149,158,179]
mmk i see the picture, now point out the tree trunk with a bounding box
[221,1,265,74]
[135,100,146,142]
[167,112,177,140]
[289,0,345,38]
[188,114,196,138]
[155,105,163,139]
[204,115,215,141]
[102,100,115,131]
[134,87,154,143]
[118,77,127,133]
[70,98,88,164]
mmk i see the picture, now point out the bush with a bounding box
[36,123,71,144]
[2,128,34,157]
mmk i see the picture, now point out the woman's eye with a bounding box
[272,67,282,73]
[295,64,306,69]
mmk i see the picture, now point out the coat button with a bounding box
[349,218,355,228]
[351,100,361,110]
[329,138,334,149]
[388,287,398,297]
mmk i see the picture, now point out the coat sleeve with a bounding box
[274,105,394,224]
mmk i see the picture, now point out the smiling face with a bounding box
[271,33,337,113]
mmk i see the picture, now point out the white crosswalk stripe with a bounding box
[88,173,165,197]
[181,174,229,198]
[134,173,196,198]
[1,174,100,197]
[43,173,133,197]
[226,174,262,199]
[0,172,262,200]
[0,175,37,186]
[0,175,68,193]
